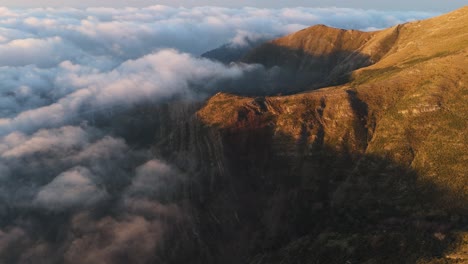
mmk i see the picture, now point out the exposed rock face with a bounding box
[153,7,468,264]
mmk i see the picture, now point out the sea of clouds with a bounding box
[0,5,436,263]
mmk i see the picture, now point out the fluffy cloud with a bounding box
[0,37,75,67]
[64,215,163,264]
[71,136,128,162]
[0,49,262,136]
[34,166,108,210]
[0,6,435,58]
[0,124,141,210]
[0,6,435,136]
[0,126,88,158]
[126,159,185,204]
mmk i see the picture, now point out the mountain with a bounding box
[243,25,377,92]
[157,7,468,264]
[243,7,467,95]
[201,37,271,64]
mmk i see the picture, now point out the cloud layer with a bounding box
[0,6,435,135]
[0,5,437,263]
[34,166,108,210]
[0,6,436,56]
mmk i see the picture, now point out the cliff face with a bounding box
[154,7,468,264]
[205,6,468,204]
[192,89,466,263]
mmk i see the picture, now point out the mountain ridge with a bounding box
[184,6,468,263]
[198,6,468,201]
[240,6,467,94]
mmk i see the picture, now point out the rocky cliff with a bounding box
[154,7,468,264]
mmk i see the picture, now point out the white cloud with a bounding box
[0,6,435,136]
[0,37,75,67]
[0,126,88,158]
[72,136,127,162]
[127,159,183,199]
[34,166,108,210]
[0,6,435,57]
[0,49,259,136]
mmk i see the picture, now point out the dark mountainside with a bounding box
[242,25,378,93]
[201,37,271,64]
[153,7,468,264]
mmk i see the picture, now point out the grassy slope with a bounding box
[196,7,468,263]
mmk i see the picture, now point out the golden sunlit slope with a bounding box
[350,6,468,199]
[196,7,467,263]
[201,6,468,198]
[243,25,378,90]
[244,6,467,92]
[357,6,468,70]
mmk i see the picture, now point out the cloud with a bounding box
[0,49,260,136]
[125,160,185,209]
[0,126,88,158]
[64,214,165,264]
[0,6,436,57]
[0,162,11,181]
[71,136,128,162]
[0,37,74,67]
[0,6,435,137]
[34,166,108,210]
[0,228,27,253]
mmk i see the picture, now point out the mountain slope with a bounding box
[201,37,270,64]
[200,6,468,202]
[243,25,376,92]
[243,6,468,95]
[179,7,468,264]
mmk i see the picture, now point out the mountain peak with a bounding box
[449,5,468,14]
[243,22,377,92]
[303,23,342,31]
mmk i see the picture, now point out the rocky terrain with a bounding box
[153,7,468,264]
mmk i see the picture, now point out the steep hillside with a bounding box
[160,7,468,264]
[200,6,468,207]
[243,25,379,91]
[244,6,468,95]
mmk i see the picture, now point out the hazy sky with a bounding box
[2,0,467,11]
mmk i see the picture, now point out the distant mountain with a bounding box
[160,6,468,263]
[243,25,377,91]
[242,6,466,94]
[201,37,271,64]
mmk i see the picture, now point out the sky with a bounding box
[1,0,467,11]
